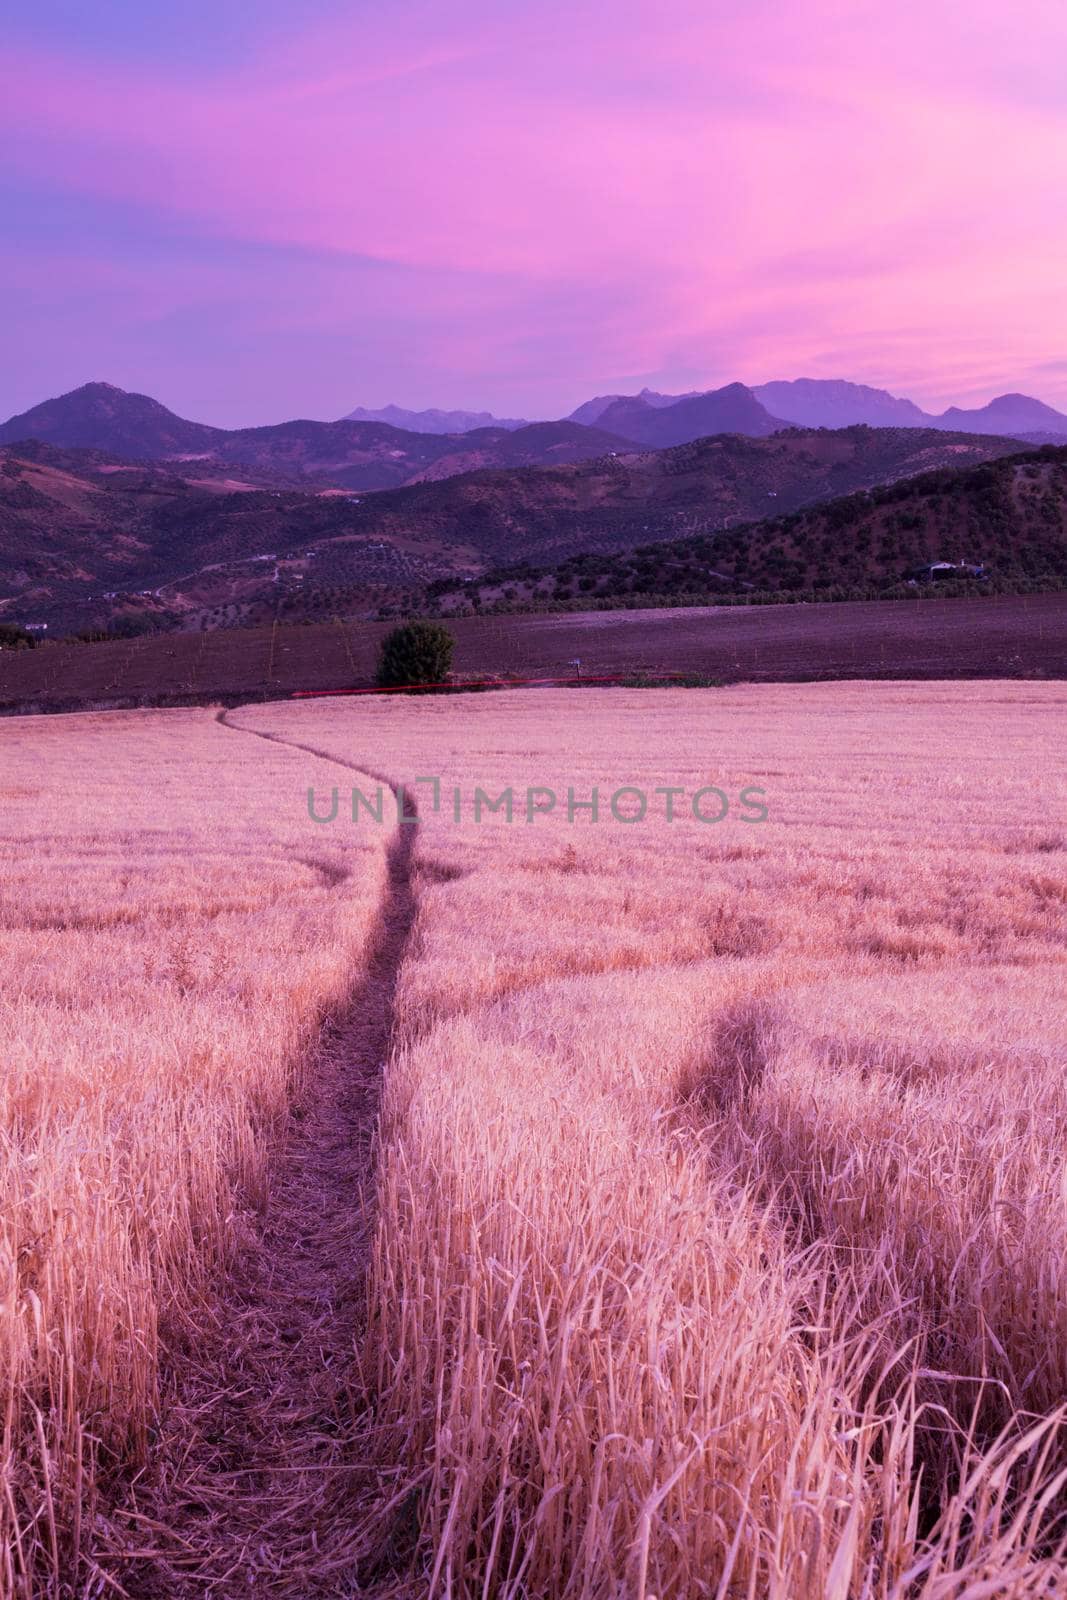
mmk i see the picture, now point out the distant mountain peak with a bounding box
[0,382,224,459]
[937,392,1067,433]
[342,402,530,434]
[590,383,786,447]
[752,378,927,428]
[65,380,169,405]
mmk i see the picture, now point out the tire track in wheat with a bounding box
[95,711,418,1598]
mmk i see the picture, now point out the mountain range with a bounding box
[0,384,630,491]
[754,381,1067,437]
[5,378,1067,489]
[2,376,1065,638]
[571,379,1067,440]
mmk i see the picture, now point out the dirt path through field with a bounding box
[95,717,417,1598]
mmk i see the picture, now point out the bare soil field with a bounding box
[1,682,1065,1596]
[0,593,1065,714]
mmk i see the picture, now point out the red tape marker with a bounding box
[290,672,687,699]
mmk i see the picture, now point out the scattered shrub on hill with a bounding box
[376,621,455,688]
[106,612,172,639]
[67,610,182,644]
[0,623,35,650]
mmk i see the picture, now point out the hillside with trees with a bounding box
[428,448,1067,612]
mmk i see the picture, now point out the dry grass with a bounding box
[3,682,1066,1596]
[243,681,1067,1597]
[0,707,391,1594]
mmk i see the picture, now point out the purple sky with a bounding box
[4,0,1067,426]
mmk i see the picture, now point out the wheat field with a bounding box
[0,683,1065,1595]
[0,707,391,1594]
[243,682,1067,1597]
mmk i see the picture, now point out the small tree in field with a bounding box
[376,621,454,688]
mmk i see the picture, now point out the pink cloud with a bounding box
[5,0,1067,415]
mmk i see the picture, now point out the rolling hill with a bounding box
[0,427,1032,634]
[183,417,631,490]
[0,443,464,634]
[433,447,1067,610]
[332,426,1028,569]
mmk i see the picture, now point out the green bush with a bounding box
[376,621,455,688]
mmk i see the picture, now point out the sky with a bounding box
[3,0,1067,427]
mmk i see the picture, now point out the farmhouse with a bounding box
[903,560,988,583]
